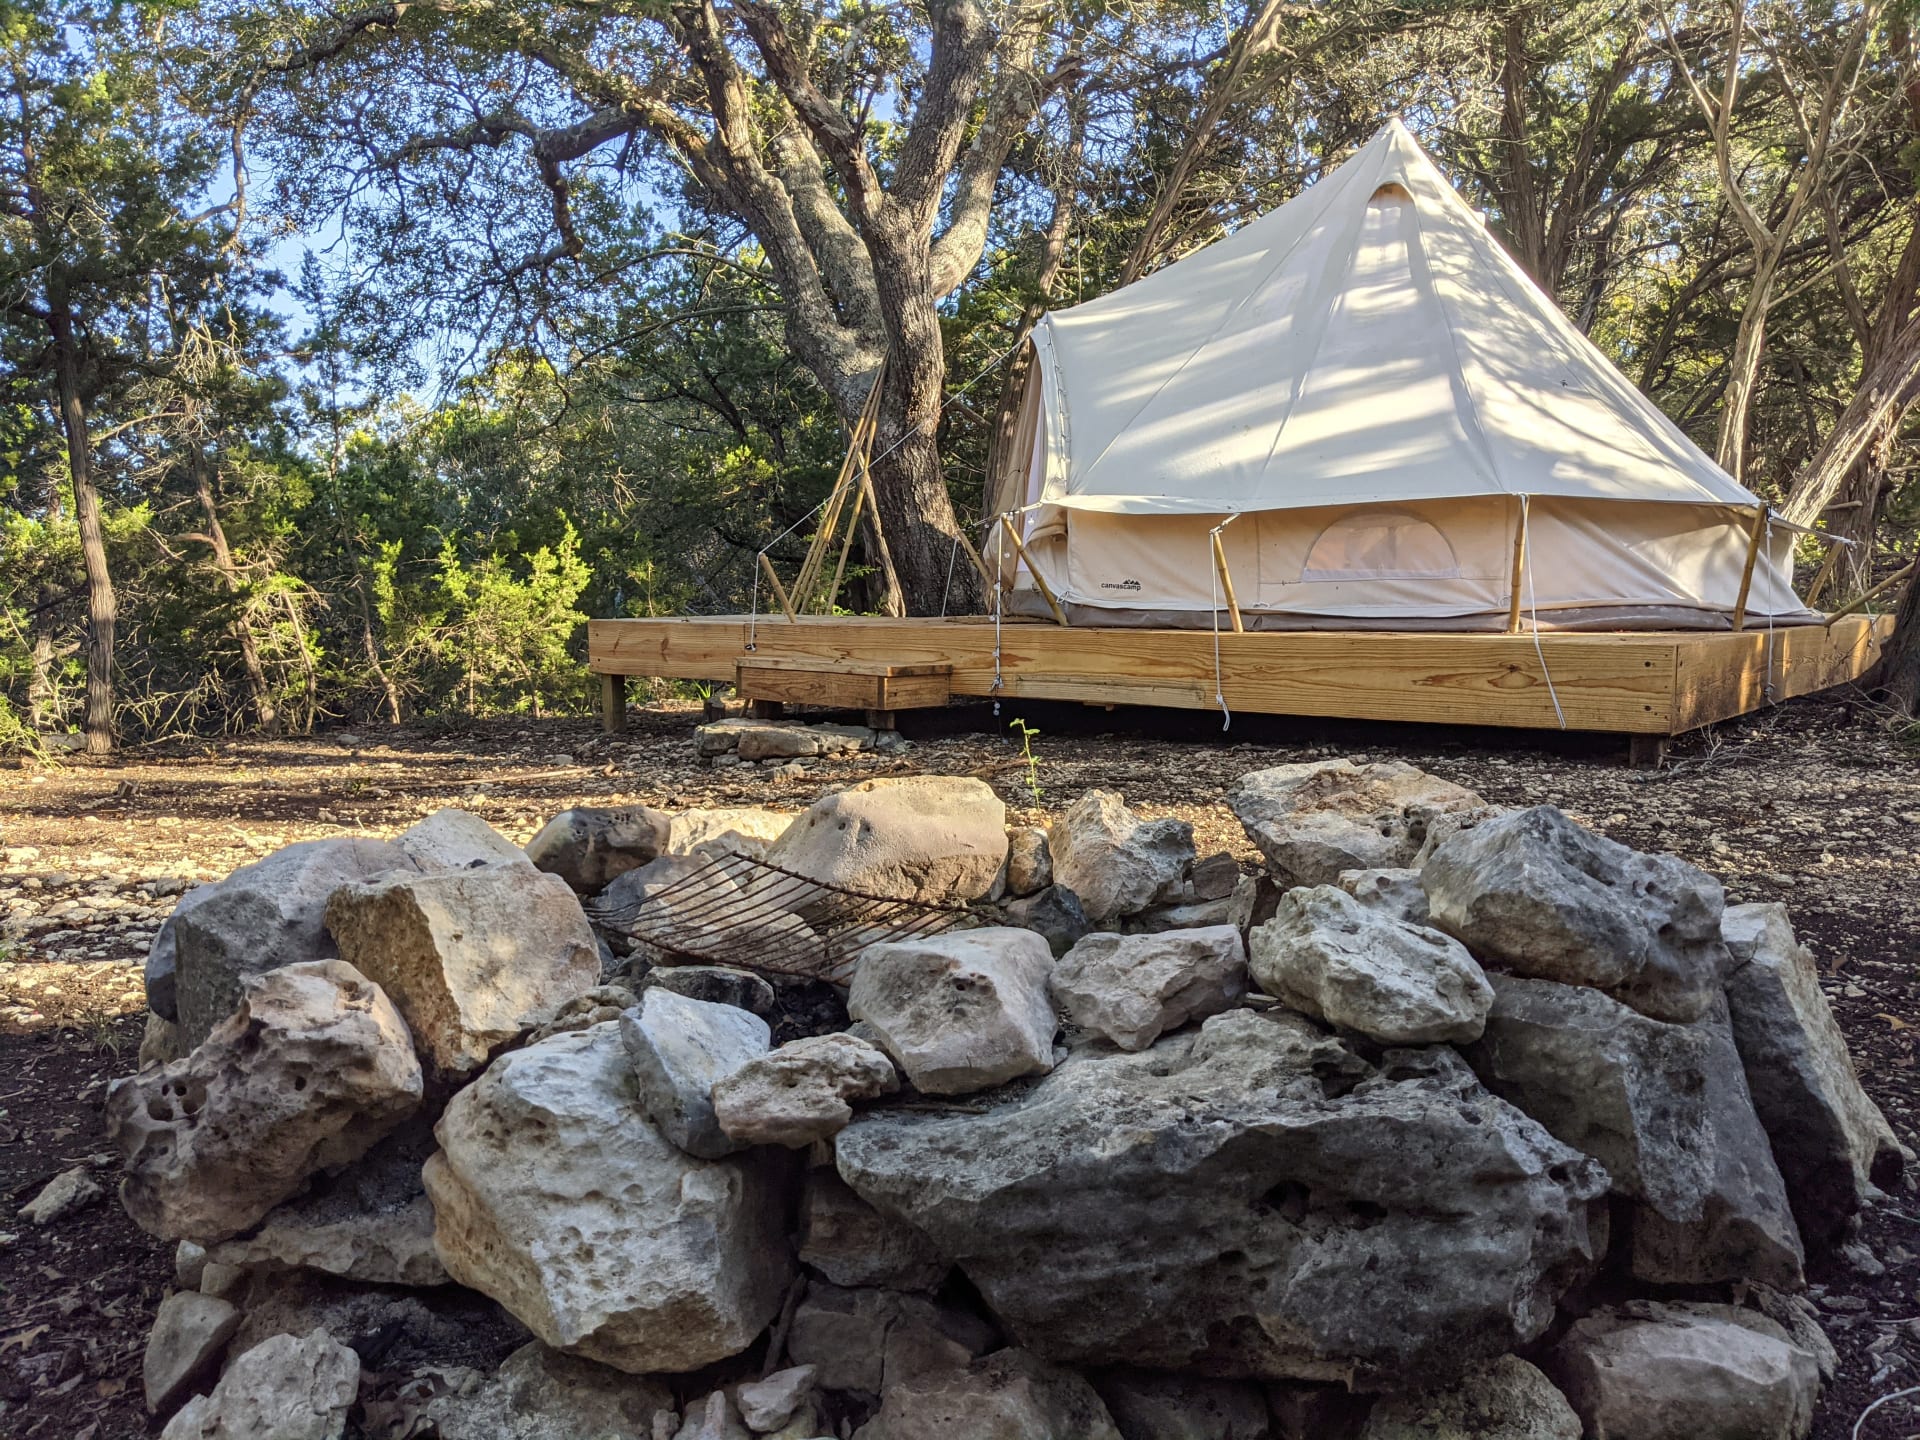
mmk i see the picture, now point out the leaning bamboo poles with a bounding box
[786,368,895,615]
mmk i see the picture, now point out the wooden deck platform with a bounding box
[588,613,1892,739]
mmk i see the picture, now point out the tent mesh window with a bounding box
[1301,510,1463,581]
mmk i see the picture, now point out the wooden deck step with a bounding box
[734,656,953,712]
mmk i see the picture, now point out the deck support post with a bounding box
[1627,734,1668,770]
[866,708,897,731]
[746,698,785,720]
[1731,506,1768,632]
[599,672,628,733]
[1505,497,1530,634]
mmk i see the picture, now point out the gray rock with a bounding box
[1722,902,1906,1243]
[160,1329,360,1440]
[409,1341,676,1439]
[639,965,778,1016]
[1004,885,1090,957]
[144,1292,240,1415]
[621,988,772,1158]
[20,1164,102,1224]
[526,985,639,1044]
[1227,761,1488,886]
[1422,805,1730,1023]
[109,961,423,1244]
[1049,790,1194,925]
[1124,876,1257,935]
[1359,1355,1579,1440]
[665,808,793,863]
[1006,828,1053,898]
[1091,1372,1271,1439]
[736,721,873,761]
[1189,853,1243,902]
[738,1366,817,1432]
[1249,887,1492,1045]
[849,929,1057,1095]
[675,1390,752,1440]
[836,1010,1607,1386]
[798,1168,948,1292]
[764,777,1008,904]
[786,1282,999,1393]
[1052,926,1247,1051]
[1547,1301,1819,1440]
[854,1342,1122,1440]
[712,1034,899,1148]
[424,1023,793,1373]
[1336,868,1429,926]
[398,807,532,872]
[526,806,671,894]
[1748,1287,1838,1383]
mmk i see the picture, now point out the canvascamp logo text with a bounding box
[1099,578,1143,591]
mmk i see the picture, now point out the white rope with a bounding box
[1520,497,1567,730]
[940,535,959,618]
[991,516,1006,715]
[746,566,760,653]
[1761,511,1778,704]
[1852,1384,1920,1440]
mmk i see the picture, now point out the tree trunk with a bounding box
[47,304,115,755]
[353,574,404,724]
[1716,247,1779,480]
[1875,562,1920,717]
[189,446,280,735]
[27,631,55,731]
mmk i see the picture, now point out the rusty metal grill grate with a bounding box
[585,851,974,986]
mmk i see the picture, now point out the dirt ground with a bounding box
[2,695,1917,1439]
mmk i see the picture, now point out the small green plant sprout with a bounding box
[1008,717,1043,803]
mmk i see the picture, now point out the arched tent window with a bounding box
[1302,510,1461,581]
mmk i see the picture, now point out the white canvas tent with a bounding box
[988,118,1809,631]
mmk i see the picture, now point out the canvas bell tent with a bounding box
[986,118,1809,632]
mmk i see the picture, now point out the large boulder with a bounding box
[712,1033,899,1147]
[854,1342,1123,1440]
[525,806,671,893]
[836,1010,1607,1387]
[397,807,532,871]
[423,1023,793,1373]
[327,863,600,1077]
[1336,868,1430,927]
[1722,902,1905,1243]
[666,807,794,862]
[108,961,422,1244]
[1227,761,1488,887]
[407,1340,676,1440]
[1249,887,1492,1045]
[1051,926,1247,1052]
[1422,806,1729,1023]
[620,988,771,1158]
[160,1329,360,1440]
[849,928,1057,1095]
[763,776,1007,903]
[1359,1356,1579,1440]
[160,837,413,1047]
[1048,790,1193,925]
[1546,1301,1819,1440]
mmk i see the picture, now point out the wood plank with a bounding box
[1671,615,1890,730]
[737,664,886,710]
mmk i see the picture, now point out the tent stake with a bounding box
[758,552,797,622]
[1730,506,1768,632]
[1505,498,1530,634]
[1000,514,1068,626]
[1212,531,1246,633]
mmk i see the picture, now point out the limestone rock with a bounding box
[20,1164,102,1224]
[1006,828,1053,898]
[738,721,873,761]
[527,985,639,1044]
[165,837,412,1047]
[1722,902,1905,1243]
[622,988,771,1158]
[327,863,600,1077]
[1422,806,1729,1023]
[786,1282,1000,1393]
[1189,852,1243,902]
[141,1011,185,1069]
[675,1390,752,1440]
[526,807,671,893]
[849,929,1057,1095]
[1091,1372,1271,1440]
[108,961,422,1244]
[1049,790,1193,924]
[763,777,1007,904]
[1629,995,1804,1291]
[666,807,794,863]
[1250,887,1492,1045]
[423,1023,793,1373]
[160,1329,360,1440]
[1124,876,1257,936]
[1547,1301,1819,1440]
[1052,926,1247,1051]
[798,1169,948,1291]
[399,807,532,872]
[639,965,778,1016]
[854,1344,1122,1440]
[1336,868,1429,926]
[1227,761,1487,886]
[1004,885,1090,957]
[606,860,828,977]
[1360,1356,1579,1440]
[713,1034,899,1148]
[144,1291,240,1414]
[837,1011,1607,1386]
[411,1341,676,1440]
[738,1366,818,1432]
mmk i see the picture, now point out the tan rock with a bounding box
[160,1329,360,1440]
[1049,791,1193,925]
[712,1034,898,1148]
[399,807,532,871]
[764,777,1008,904]
[1229,760,1488,887]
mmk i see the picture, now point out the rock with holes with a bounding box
[423,1022,793,1373]
[1337,868,1430,926]
[1422,806,1730,1023]
[1722,902,1906,1243]
[108,960,422,1244]
[1227,761,1490,887]
[525,807,672,894]
[621,987,771,1158]
[798,1168,949,1292]
[836,1010,1607,1386]
[1250,886,1492,1045]
[1006,828,1053,898]
[1359,1355,1579,1440]
[849,928,1057,1095]
[763,776,1008,905]
[1090,1372,1272,1440]
[409,1340,676,1440]
[1049,791,1194,925]
[1545,1301,1819,1440]
[326,863,600,1077]
[1051,926,1247,1051]
[160,1329,361,1440]
[712,1033,899,1148]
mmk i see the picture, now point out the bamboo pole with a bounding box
[794,368,884,608]
[1000,514,1068,625]
[857,454,906,618]
[822,480,869,616]
[758,551,797,622]
[1822,560,1915,627]
[954,524,997,593]
[1730,505,1768,632]
[1211,530,1245,633]
[1505,497,1530,634]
